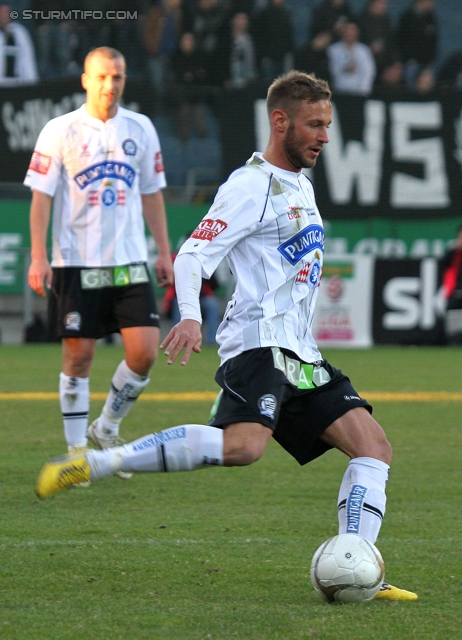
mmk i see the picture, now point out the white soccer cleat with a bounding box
[87,421,132,480]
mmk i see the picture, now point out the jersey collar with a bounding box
[81,104,123,128]
[252,152,303,181]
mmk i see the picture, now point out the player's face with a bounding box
[82,55,126,119]
[283,100,332,171]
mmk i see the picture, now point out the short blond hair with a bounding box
[84,47,125,73]
[267,71,331,120]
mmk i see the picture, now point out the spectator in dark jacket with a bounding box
[357,0,396,75]
[294,31,332,84]
[253,0,294,84]
[183,0,226,85]
[437,50,462,91]
[396,0,438,87]
[310,0,354,42]
[215,11,257,89]
[171,32,209,141]
[143,0,183,91]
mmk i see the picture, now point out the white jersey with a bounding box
[178,153,324,364]
[24,105,166,267]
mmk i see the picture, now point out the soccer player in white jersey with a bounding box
[25,47,173,477]
[36,71,416,600]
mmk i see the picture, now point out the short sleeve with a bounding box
[138,117,167,194]
[23,119,63,196]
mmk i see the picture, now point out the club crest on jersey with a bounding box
[191,218,228,242]
[64,312,81,331]
[296,252,323,287]
[122,138,137,156]
[307,255,322,288]
[74,161,135,189]
[277,224,324,266]
[258,394,277,419]
[88,189,125,206]
[80,144,91,157]
[102,187,117,209]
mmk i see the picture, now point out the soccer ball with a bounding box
[310,534,385,604]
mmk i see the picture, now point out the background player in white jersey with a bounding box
[25,47,173,476]
[36,71,416,600]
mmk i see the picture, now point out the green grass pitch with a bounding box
[0,344,461,639]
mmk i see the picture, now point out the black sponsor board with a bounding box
[372,258,446,345]
[219,88,462,220]
[2,82,462,221]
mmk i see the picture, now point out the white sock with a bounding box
[87,424,224,480]
[59,373,89,448]
[95,360,150,437]
[337,457,389,544]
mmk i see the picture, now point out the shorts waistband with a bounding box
[80,264,149,290]
[271,347,331,390]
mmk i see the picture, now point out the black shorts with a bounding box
[209,347,372,466]
[48,265,160,339]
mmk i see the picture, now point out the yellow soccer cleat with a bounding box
[35,454,91,499]
[374,581,418,601]
[67,446,91,487]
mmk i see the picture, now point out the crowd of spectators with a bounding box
[1,0,462,95]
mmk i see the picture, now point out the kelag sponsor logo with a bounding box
[74,161,135,189]
[278,224,324,266]
[28,151,51,174]
[191,218,228,242]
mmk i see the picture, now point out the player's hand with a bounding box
[28,258,52,297]
[160,319,202,366]
[155,253,174,288]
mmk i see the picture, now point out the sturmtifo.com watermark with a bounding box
[10,10,138,20]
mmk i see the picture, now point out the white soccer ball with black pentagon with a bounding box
[310,534,384,603]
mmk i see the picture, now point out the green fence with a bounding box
[1,198,461,294]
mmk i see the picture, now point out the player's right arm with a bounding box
[24,117,65,296]
[161,165,269,365]
[28,190,53,297]
[160,253,203,366]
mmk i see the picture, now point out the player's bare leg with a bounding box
[222,422,273,466]
[121,326,159,376]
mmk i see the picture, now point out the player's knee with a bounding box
[223,441,266,466]
[222,423,271,467]
[379,436,392,465]
[363,428,392,465]
[65,352,94,376]
[127,352,156,376]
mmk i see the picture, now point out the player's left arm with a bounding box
[141,190,173,287]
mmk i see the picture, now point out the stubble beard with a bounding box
[283,123,316,170]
